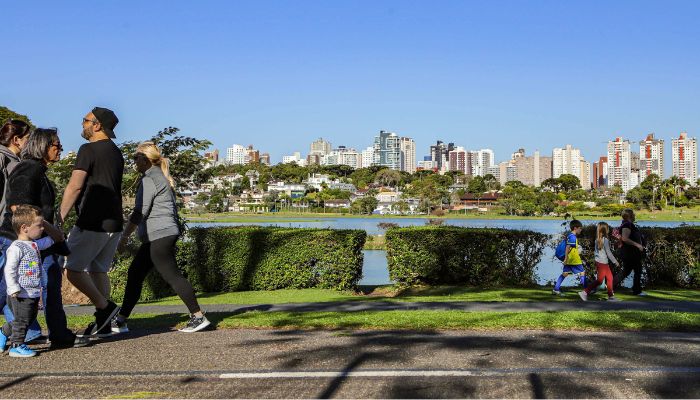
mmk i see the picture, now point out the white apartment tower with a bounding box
[361,147,375,169]
[672,132,698,184]
[226,144,247,165]
[399,137,417,173]
[639,133,665,181]
[552,145,582,179]
[607,137,633,192]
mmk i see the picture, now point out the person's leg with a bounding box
[632,255,643,295]
[600,265,615,297]
[8,297,38,346]
[89,272,111,299]
[43,254,75,343]
[150,236,201,315]
[613,255,633,289]
[66,271,109,309]
[119,243,154,319]
[64,227,111,309]
[554,272,570,292]
[585,263,606,294]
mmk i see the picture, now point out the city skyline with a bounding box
[2,1,699,178]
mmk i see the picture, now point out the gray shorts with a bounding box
[63,226,121,273]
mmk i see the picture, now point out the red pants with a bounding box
[584,262,614,297]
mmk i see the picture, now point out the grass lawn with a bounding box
[59,310,700,332]
[145,286,700,306]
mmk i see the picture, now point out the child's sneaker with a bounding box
[578,291,588,301]
[636,292,648,297]
[0,330,7,352]
[179,314,211,333]
[9,344,36,358]
[607,296,621,302]
[551,289,561,295]
[111,318,129,334]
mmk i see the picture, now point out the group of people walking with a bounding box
[553,209,647,300]
[0,107,208,358]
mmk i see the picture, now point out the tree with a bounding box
[0,106,34,129]
[374,168,402,187]
[482,174,501,191]
[351,196,378,215]
[558,174,581,192]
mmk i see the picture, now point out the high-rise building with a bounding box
[448,146,468,174]
[245,145,259,164]
[593,156,608,189]
[310,138,332,156]
[204,149,219,168]
[639,133,665,181]
[361,147,375,169]
[282,152,307,166]
[373,131,402,170]
[672,132,698,183]
[607,137,633,192]
[323,146,361,169]
[399,137,416,173]
[579,160,591,189]
[259,153,270,166]
[552,145,582,179]
[429,141,455,172]
[513,150,552,186]
[630,151,640,173]
[497,161,518,186]
[226,144,246,165]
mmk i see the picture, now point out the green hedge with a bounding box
[109,226,366,302]
[575,225,700,288]
[385,226,549,286]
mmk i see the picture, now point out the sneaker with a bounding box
[551,290,561,295]
[48,335,90,349]
[9,343,36,358]
[636,292,648,297]
[111,318,129,334]
[179,314,211,333]
[27,335,50,345]
[76,322,97,338]
[95,323,113,338]
[607,296,621,302]
[94,301,121,335]
[0,330,7,351]
[578,291,588,301]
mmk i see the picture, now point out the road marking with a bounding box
[219,367,700,379]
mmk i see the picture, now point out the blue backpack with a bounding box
[555,237,568,262]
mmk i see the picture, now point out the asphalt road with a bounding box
[1,328,699,398]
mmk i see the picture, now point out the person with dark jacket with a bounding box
[1,128,89,348]
[613,208,647,296]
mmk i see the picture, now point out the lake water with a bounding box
[191,217,698,286]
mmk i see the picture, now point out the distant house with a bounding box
[376,191,401,203]
[267,181,307,199]
[323,199,351,208]
[456,192,501,209]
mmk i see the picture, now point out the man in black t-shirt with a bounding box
[59,107,124,337]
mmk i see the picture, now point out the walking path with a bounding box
[63,300,700,316]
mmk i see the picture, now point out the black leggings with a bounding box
[120,235,200,318]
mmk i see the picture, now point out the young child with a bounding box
[579,222,620,301]
[0,205,62,357]
[552,219,586,295]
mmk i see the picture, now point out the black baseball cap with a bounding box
[91,107,118,138]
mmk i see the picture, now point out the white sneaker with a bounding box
[179,315,211,333]
[636,292,648,297]
[111,318,129,334]
[607,296,621,302]
[552,290,561,295]
[578,291,588,301]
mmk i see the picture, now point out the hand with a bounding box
[637,243,645,251]
[10,291,19,298]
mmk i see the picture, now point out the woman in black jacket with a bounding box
[2,128,88,348]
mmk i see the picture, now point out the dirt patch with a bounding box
[60,271,91,305]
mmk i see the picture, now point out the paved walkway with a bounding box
[63,300,700,316]
[1,329,699,398]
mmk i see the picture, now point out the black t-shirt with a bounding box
[620,220,642,256]
[74,140,124,232]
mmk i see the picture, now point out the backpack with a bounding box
[555,237,568,261]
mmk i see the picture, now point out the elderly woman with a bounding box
[613,208,647,296]
[1,128,88,348]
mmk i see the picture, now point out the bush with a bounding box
[180,227,365,292]
[575,225,700,288]
[386,226,549,286]
[109,227,366,302]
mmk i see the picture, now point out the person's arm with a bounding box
[4,246,22,297]
[119,178,153,251]
[604,238,619,266]
[58,169,88,225]
[621,227,644,251]
[34,235,55,251]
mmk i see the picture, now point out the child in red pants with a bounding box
[579,222,620,301]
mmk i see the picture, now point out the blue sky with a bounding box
[2,0,699,173]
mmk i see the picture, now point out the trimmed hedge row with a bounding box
[108,226,366,302]
[574,225,700,288]
[385,226,550,286]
